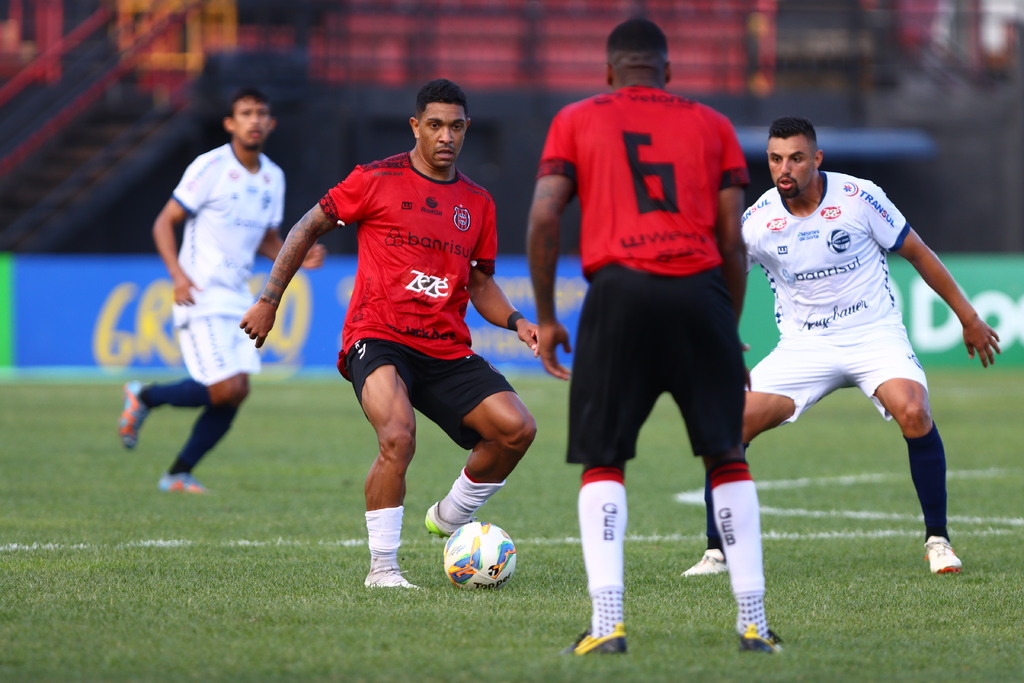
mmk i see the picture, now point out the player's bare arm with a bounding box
[240,204,337,348]
[896,229,1001,367]
[714,185,747,321]
[152,198,197,305]
[256,228,327,269]
[467,268,539,355]
[526,174,574,380]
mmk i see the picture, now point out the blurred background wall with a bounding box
[1,1,1022,372]
[1,0,1022,257]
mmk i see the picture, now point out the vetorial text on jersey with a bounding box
[803,299,870,330]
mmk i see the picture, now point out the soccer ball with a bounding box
[443,521,517,589]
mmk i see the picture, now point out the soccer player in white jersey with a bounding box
[117,87,325,492]
[683,117,1000,576]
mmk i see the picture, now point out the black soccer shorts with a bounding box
[566,264,745,466]
[343,338,516,450]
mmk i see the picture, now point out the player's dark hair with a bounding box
[228,86,270,117]
[415,78,468,117]
[769,117,817,145]
[606,18,668,58]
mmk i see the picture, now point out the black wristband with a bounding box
[506,311,525,331]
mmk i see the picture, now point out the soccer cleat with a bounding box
[158,473,207,494]
[561,623,627,655]
[739,623,783,653]
[682,548,728,576]
[364,566,419,589]
[119,381,150,449]
[924,535,962,574]
[424,502,473,538]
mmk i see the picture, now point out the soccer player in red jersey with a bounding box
[527,19,780,653]
[241,79,538,589]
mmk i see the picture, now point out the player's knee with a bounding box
[376,425,416,460]
[498,411,536,456]
[896,403,932,435]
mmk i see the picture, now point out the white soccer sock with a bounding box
[736,591,769,638]
[437,468,505,526]
[590,587,625,639]
[365,505,404,569]
[578,479,627,637]
[709,474,769,636]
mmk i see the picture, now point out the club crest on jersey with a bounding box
[827,229,851,254]
[406,270,450,298]
[842,181,859,196]
[453,205,471,232]
[767,217,787,232]
[820,206,842,220]
[229,170,240,180]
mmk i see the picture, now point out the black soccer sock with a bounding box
[703,471,723,551]
[142,378,211,409]
[905,423,948,539]
[168,404,238,473]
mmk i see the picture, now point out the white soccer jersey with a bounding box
[742,171,910,339]
[172,143,285,318]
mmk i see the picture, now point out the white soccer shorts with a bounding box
[174,310,261,386]
[749,324,928,423]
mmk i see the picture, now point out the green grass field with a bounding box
[1,369,1022,682]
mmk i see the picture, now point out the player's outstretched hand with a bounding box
[538,321,571,380]
[240,300,278,349]
[302,243,327,269]
[963,314,1000,367]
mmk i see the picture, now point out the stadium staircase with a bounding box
[0,0,228,252]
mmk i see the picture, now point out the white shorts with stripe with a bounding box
[750,324,928,423]
[174,308,261,386]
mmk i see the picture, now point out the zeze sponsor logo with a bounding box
[406,270,450,298]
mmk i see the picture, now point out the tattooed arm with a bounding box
[526,173,574,380]
[240,203,339,348]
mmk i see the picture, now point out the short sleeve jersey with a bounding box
[172,143,285,318]
[537,86,749,279]
[742,171,911,339]
[319,153,498,359]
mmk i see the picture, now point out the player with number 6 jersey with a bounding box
[537,82,749,279]
[528,18,779,654]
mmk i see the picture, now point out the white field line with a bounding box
[3,469,1019,554]
[675,468,1024,528]
[1,527,1017,554]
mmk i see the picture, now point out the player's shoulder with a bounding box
[258,153,284,177]
[455,171,494,204]
[187,144,231,171]
[357,152,412,175]
[826,171,894,210]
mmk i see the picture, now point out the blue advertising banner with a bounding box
[8,254,1023,373]
[11,255,586,374]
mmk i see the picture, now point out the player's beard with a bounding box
[776,177,800,199]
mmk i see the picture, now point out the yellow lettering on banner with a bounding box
[93,282,138,366]
[135,280,179,363]
[555,277,587,314]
